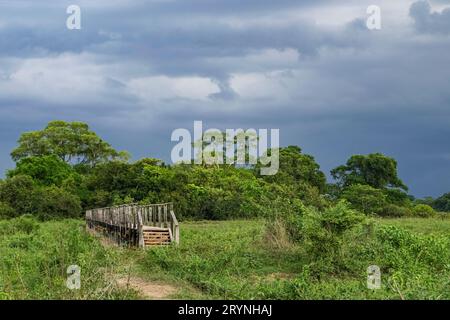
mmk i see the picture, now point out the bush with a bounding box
[0,175,37,215]
[0,201,16,219]
[341,184,387,214]
[34,186,82,220]
[0,175,82,220]
[12,214,40,234]
[299,201,367,273]
[377,204,412,217]
[264,196,306,243]
[412,204,435,218]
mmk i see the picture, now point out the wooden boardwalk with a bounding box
[85,203,179,248]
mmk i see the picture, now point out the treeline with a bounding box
[0,121,448,221]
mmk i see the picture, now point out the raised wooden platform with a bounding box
[85,203,179,248]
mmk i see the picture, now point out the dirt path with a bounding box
[116,276,177,299]
[88,228,180,299]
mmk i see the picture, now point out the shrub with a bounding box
[377,204,412,217]
[34,186,82,220]
[0,201,16,219]
[341,184,387,215]
[0,175,82,220]
[0,175,37,214]
[264,196,306,243]
[412,204,435,218]
[300,201,366,273]
[12,214,40,234]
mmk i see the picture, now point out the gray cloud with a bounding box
[0,0,449,197]
[410,0,450,34]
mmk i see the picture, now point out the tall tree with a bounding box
[11,121,129,166]
[433,192,450,212]
[331,153,408,191]
[259,146,327,192]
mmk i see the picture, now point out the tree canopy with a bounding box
[259,146,327,192]
[433,192,450,212]
[11,121,129,166]
[7,155,76,186]
[1,120,446,221]
[331,153,408,191]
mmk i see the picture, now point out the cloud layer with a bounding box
[0,0,449,197]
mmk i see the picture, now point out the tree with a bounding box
[0,175,37,215]
[259,146,327,193]
[331,153,408,191]
[7,155,76,186]
[433,192,450,212]
[11,121,129,166]
[341,184,387,214]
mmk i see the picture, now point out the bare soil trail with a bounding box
[116,276,177,299]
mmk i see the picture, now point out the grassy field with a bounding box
[377,217,450,236]
[136,218,450,299]
[0,216,138,300]
[1,216,449,300]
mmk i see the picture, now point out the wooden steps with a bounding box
[143,227,172,246]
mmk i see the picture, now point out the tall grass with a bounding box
[1,216,448,299]
[0,215,137,299]
[141,219,450,299]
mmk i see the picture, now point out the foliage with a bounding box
[341,184,387,214]
[299,201,367,273]
[383,188,411,207]
[0,202,16,219]
[377,204,412,217]
[8,155,77,186]
[139,219,450,299]
[2,120,450,300]
[412,204,435,218]
[0,175,37,216]
[0,175,81,220]
[0,217,137,299]
[377,217,450,236]
[11,121,129,166]
[32,186,82,220]
[331,153,407,191]
[259,146,327,193]
[433,192,450,212]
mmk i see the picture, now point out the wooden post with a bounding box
[137,207,144,248]
[170,208,180,245]
[158,205,162,228]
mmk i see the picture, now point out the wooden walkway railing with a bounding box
[85,202,179,247]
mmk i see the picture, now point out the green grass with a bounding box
[0,216,138,300]
[1,216,449,300]
[377,216,450,236]
[138,218,450,299]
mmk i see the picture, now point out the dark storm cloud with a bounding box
[0,0,449,197]
[410,0,450,34]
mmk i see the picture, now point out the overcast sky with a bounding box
[0,0,449,197]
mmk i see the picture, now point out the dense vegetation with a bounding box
[0,120,449,300]
[1,121,448,221]
[1,216,448,299]
[142,218,450,299]
[0,216,137,299]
